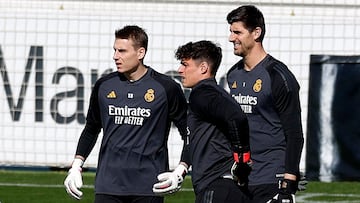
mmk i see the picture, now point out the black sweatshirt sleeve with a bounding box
[75,80,102,159]
[167,83,189,164]
[270,65,304,177]
[152,71,190,165]
[189,83,249,149]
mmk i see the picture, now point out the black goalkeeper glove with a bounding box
[267,179,298,203]
[231,146,252,186]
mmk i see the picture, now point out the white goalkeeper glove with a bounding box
[64,158,84,200]
[152,164,188,195]
[266,179,297,203]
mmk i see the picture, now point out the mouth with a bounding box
[233,42,241,49]
[115,62,122,68]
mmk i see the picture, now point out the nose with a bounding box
[113,50,119,60]
[228,32,235,42]
[178,65,185,74]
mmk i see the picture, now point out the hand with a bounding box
[266,191,296,203]
[267,179,298,203]
[231,151,252,186]
[297,171,307,191]
[152,164,188,195]
[64,158,84,200]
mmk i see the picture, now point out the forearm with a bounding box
[285,134,304,176]
[284,173,297,181]
[179,139,191,167]
[75,123,101,159]
[280,111,304,176]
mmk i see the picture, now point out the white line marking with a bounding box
[297,192,360,203]
[0,182,94,188]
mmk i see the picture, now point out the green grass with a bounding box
[0,170,194,203]
[0,170,359,203]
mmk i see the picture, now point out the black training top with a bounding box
[187,78,249,194]
[75,67,188,196]
[227,54,304,186]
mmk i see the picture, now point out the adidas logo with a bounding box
[231,81,237,89]
[107,90,116,98]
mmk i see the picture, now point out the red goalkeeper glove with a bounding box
[231,147,252,186]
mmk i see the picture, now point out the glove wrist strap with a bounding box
[280,179,298,194]
[174,164,188,178]
[72,158,84,170]
[233,151,251,163]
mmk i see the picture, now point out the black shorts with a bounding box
[195,178,251,203]
[248,183,278,203]
[94,194,164,203]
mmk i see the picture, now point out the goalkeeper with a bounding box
[226,5,305,203]
[64,25,189,203]
[153,40,252,203]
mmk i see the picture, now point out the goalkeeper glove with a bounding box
[297,171,307,191]
[266,179,298,203]
[152,164,188,195]
[231,146,252,186]
[64,158,84,200]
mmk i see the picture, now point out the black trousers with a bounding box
[195,178,251,203]
[248,183,278,203]
[94,194,164,203]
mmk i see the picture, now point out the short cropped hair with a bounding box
[227,5,266,42]
[115,25,148,51]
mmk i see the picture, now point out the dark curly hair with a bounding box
[175,40,222,76]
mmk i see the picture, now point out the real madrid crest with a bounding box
[144,88,155,102]
[253,79,262,92]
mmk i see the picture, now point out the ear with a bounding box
[199,61,210,74]
[137,47,146,60]
[253,27,262,41]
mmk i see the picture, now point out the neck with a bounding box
[243,46,267,71]
[126,64,148,82]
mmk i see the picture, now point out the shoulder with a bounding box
[93,71,119,90]
[148,67,182,90]
[265,56,299,91]
[192,82,217,94]
[190,80,219,102]
[227,59,244,76]
[265,56,295,80]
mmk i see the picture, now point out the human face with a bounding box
[228,21,256,57]
[178,58,203,88]
[113,38,145,74]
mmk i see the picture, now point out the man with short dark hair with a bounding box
[64,25,189,203]
[226,5,304,203]
[153,40,251,203]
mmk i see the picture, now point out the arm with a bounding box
[271,67,304,179]
[168,83,189,166]
[267,65,304,203]
[189,84,249,149]
[152,77,189,195]
[75,81,102,159]
[190,83,251,185]
[64,82,102,200]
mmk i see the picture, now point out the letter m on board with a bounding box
[0,45,43,121]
